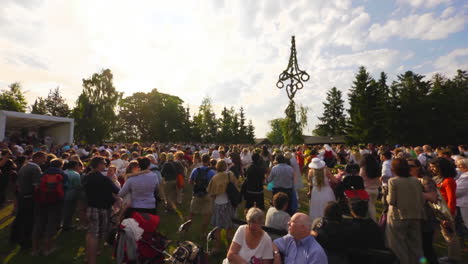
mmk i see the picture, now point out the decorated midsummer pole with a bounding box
[276,36,310,145]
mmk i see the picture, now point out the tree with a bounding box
[238,107,248,142]
[347,66,374,144]
[266,118,286,145]
[389,71,430,144]
[73,69,122,144]
[31,97,47,115]
[195,97,218,143]
[283,101,304,145]
[246,120,255,144]
[371,72,391,144]
[44,87,70,117]
[313,87,346,136]
[0,82,27,112]
[218,107,234,143]
[115,89,187,142]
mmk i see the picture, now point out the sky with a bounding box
[0,0,467,138]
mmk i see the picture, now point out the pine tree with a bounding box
[347,66,373,144]
[313,87,346,136]
[31,97,47,114]
[372,72,390,143]
[197,97,218,143]
[246,120,255,144]
[238,107,247,143]
[44,87,70,117]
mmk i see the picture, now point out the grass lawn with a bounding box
[0,178,467,263]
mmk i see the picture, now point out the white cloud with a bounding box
[433,48,468,76]
[397,0,451,9]
[441,6,455,18]
[368,11,465,42]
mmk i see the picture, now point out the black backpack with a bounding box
[193,167,210,197]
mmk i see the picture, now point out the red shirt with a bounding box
[438,177,457,216]
[296,151,304,169]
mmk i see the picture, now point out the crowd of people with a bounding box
[0,141,467,264]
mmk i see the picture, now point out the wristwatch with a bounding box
[274,250,280,256]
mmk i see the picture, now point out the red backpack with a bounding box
[34,173,64,204]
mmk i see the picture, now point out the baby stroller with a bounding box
[115,211,169,264]
[115,215,212,264]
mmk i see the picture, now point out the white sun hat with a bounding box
[309,157,326,169]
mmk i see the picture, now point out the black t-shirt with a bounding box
[83,171,119,209]
[313,218,349,255]
[245,164,266,192]
[346,218,385,250]
[161,161,177,181]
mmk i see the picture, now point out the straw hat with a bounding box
[309,157,326,169]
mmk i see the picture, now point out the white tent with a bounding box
[0,110,74,145]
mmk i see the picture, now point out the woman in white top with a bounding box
[226,207,273,264]
[308,158,337,221]
[456,158,468,229]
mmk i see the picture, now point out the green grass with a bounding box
[0,177,467,263]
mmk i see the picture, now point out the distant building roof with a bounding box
[254,138,273,145]
[303,135,345,145]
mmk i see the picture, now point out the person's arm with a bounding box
[267,168,274,183]
[445,179,457,216]
[387,179,397,206]
[189,168,197,185]
[456,177,468,199]
[117,178,129,196]
[272,242,282,264]
[227,241,247,264]
[325,168,338,184]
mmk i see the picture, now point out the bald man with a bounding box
[272,213,328,264]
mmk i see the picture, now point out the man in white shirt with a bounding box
[211,148,220,160]
[380,151,393,186]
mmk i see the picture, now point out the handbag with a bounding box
[225,172,241,208]
[428,190,453,222]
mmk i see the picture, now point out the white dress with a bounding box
[309,172,336,221]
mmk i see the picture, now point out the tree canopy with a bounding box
[0,82,27,112]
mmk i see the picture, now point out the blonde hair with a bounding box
[313,168,325,190]
[167,153,174,161]
[246,207,265,224]
[456,158,468,169]
[108,165,117,173]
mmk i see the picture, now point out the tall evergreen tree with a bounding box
[389,71,430,144]
[31,97,47,115]
[372,72,390,143]
[246,120,255,144]
[238,107,248,143]
[44,87,70,117]
[196,97,218,143]
[347,66,374,144]
[218,107,234,143]
[313,87,346,136]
